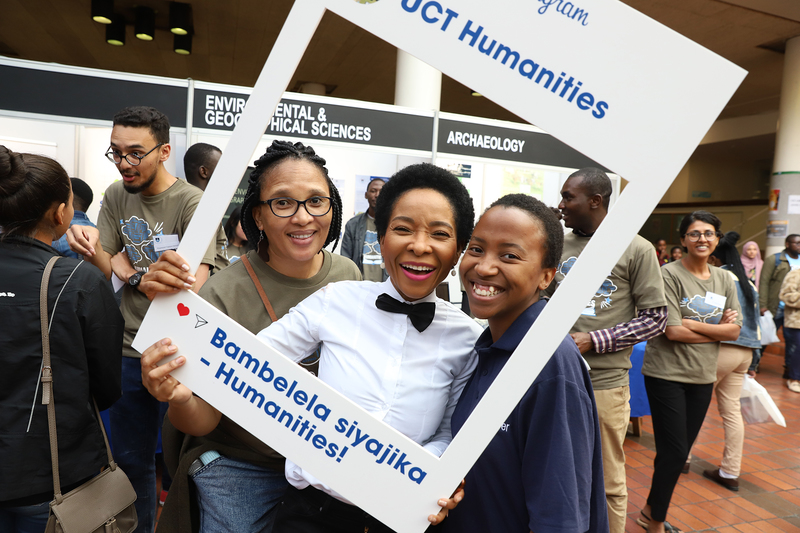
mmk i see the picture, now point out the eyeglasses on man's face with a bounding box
[105,143,164,166]
[258,196,333,218]
[683,231,721,242]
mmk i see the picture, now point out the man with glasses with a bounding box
[542,168,667,533]
[67,106,218,533]
[760,234,800,379]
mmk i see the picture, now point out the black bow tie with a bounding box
[375,293,436,333]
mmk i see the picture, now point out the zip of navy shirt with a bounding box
[445,300,609,533]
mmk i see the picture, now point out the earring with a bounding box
[380,261,385,269]
[450,268,456,277]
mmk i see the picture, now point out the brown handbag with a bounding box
[38,256,138,533]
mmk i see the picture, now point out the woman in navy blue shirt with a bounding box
[445,194,609,533]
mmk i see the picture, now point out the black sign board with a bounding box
[0,65,187,126]
[194,89,433,152]
[437,118,606,170]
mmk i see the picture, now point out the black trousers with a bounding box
[273,485,396,533]
[644,376,713,522]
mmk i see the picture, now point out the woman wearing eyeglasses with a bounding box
[141,140,362,533]
[638,211,741,533]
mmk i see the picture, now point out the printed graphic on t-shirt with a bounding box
[363,229,382,266]
[120,216,164,267]
[557,256,618,316]
[680,294,723,323]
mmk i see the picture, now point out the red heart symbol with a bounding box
[177,303,190,317]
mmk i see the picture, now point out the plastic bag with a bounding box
[760,310,779,345]
[740,376,786,427]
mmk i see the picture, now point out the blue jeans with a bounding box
[109,356,168,533]
[0,501,49,533]
[190,455,288,533]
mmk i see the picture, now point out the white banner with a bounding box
[135,0,746,531]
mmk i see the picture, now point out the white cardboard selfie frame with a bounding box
[134,1,746,531]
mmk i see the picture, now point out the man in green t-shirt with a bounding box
[543,168,667,533]
[67,106,217,533]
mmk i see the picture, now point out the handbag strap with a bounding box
[40,257,118,504]
[241,254,278,322]
[40,256,62,501]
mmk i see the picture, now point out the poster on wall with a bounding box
[768,220,789,238]
[788,195,800,215]
[134,0,746,531]
[770,189,781,212]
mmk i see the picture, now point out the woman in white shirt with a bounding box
[141,163,481,532]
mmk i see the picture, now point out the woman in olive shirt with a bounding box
[640,211,741,533]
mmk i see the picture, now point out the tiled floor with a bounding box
[625,347,800,532]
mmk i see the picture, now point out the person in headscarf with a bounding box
[740,241,763,290]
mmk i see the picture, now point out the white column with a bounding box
[394,50,441,111]
[767,36,800,256]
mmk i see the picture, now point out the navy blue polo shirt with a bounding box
[445,300,609,533]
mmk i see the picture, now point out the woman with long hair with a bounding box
[223,205,251,262]
[139,140,362,533]
[0,146,123,532]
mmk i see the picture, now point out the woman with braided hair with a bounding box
[140,139,361,533]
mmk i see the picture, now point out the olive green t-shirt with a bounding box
[642,261,742,384]
[196,249,361,463]
[98,179,217,358]
[543,232,666,390]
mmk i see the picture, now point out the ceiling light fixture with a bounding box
[169,2,192,36]
[135,6,156,41]
[106,14,126,46]
[174,33,192,55]
[91,0,114,24]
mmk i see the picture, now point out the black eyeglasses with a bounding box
[258,196,333,218]
[105,143,164,166]
[683,231,721,242]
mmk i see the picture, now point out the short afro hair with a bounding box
[184,142,221,184]
[374,163,474,252]
[70,177,94,212]
[486,194,564,269]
